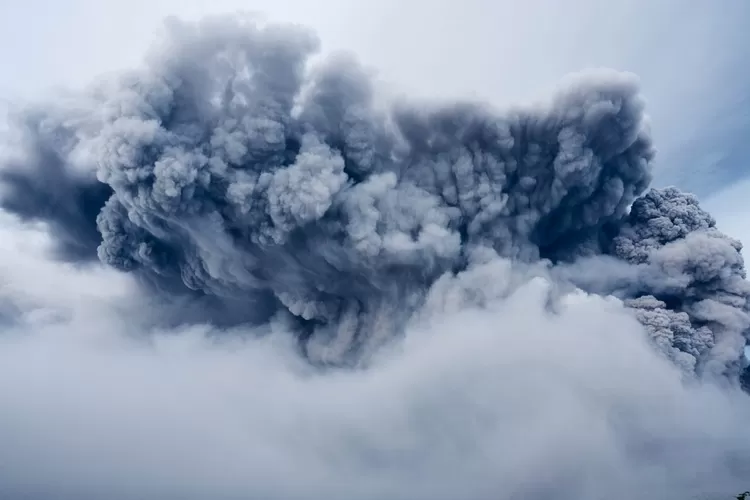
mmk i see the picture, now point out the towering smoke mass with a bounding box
[0,15,747,377]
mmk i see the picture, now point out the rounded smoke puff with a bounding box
[0,15,747,379]
[613,188,750,378]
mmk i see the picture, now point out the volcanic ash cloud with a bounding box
[0,16,749,499]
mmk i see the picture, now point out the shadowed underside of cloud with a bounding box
[0,14,749,500]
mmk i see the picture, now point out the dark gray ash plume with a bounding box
[612,188,750,378]
[0,15,747,376]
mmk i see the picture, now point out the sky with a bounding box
[1,0,749,200]
[1,2,750,499]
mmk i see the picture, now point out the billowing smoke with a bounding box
[1,14,750,500]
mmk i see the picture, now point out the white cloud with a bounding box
[1,223,749,499]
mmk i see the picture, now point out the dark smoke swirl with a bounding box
[0,15,747,376]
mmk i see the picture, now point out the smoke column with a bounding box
[0,14,749,500]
